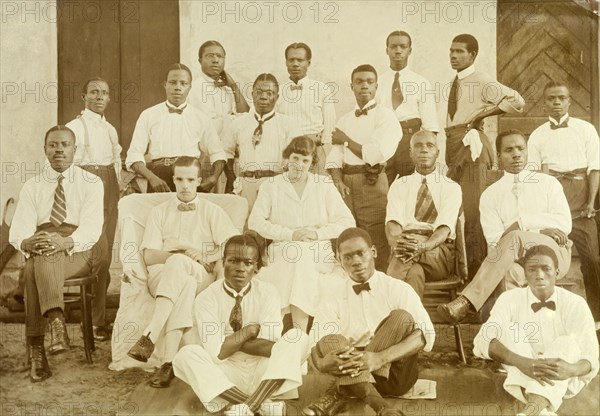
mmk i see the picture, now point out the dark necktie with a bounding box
[355,103,377,118]
[177,202,196,211]
[392,72,403,110]
[352,282,371,295]
[225,283,251,332]
[50,174,67,227]
[414,178,438,224]
[290,84,303,91]
[214,77,227,88]
[448,76,459,121]
[252,113,275,147]
[531,300,556,312]
[166,103,186,115]
[549,118,569,130]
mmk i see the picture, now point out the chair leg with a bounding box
[453,323,466,364]
[80,284,94,364]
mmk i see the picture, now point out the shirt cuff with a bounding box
[498,98,522,114]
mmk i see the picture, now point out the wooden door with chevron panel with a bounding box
[497,0,599,135]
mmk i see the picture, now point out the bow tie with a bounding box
[549,118,568,129]
[355,103,377,117]
[290,84,303,91]
[531,300,556,312]
[167,104,186,114]
[177,202,196,211]
[352,282,371,295]
[214,78,227,88]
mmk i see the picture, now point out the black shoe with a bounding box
[93,325,112,342]
[302,385,348,415]
[127,334,155,363]
[150,362,174,388]
[28,344,52,383]
[48,317,70,355]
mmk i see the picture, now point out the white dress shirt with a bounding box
[10,164,104,254]
[65,108,122,169]
[376,68,439,132]
[473,286,599,390]
[221,110,299,172]
[249,172,355,241]
[318,271,435,350]
[125,101,226,169]
[189,71,238,134]
[326,100,403,168]
[141,195,237,254]
[479,170,572,245]
[277,76,337,143]
[194,279,283,363]
[386,170,462,239]
[445,65,525,127]
[528,114,600,174]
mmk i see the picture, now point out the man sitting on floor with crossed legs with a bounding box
[305,227,435,416]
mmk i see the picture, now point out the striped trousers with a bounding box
[314,309,419,396]
[24,224,105,337]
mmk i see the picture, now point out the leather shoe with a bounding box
[302,385,348,416]
[47,317,70,355]
[93,325,112,342]
[437,295,471,323]
[127,334,155,363]
[28,344,52,383]
[150,362,175,388]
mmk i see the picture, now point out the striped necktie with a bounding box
[225,283,251,332]
[252,113,275,148]
[50,174,67,227]
[414,178,438,224]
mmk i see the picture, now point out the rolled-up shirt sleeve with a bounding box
[482,80,525,115]
[473,295,513,360]
[361,110,403,165]
[197,112,227,164]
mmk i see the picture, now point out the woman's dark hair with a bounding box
[282,136,318,167]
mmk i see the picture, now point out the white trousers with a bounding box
[173,328,309,413]
[147,254,214,332]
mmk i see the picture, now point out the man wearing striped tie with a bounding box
[438,130,572,324]
[9,126,105,382]
[385,131,462,298]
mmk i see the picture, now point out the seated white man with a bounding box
[438,130,572,323]
[306,227,434,416]
[386,130,462,298]
[126,156,238,388]
[173,233,308,415]
[473,244,599,416]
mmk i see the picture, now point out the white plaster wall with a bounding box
[0,0,58,218]
[180,0,498,157]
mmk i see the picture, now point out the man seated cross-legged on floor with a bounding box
[173,233,308,415]
[473,245,599,416]
[305,227,435,416]
[126,156,238,388]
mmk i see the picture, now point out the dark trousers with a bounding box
[570,217,600,320]
[24,224,106,337]
[81,165,118,323]
[315,309,419,396]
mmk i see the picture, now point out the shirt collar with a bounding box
[527,287,557,306]
[253,109,276,121]
[81,108,105,122]
[354,99,377,111]
[457,64,476,80]
[549,113,569,126]
[390,66,410,75]
[175,194,199,205]
[223,281,251,298]
[347,270,378,288]
[413,168,440,184]
[502,169,531,184]
[44,164,76,181]
[289,76,308,86]
[165,100,188,110]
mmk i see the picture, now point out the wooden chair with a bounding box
[64,271,99,364]
[422,213,468,364]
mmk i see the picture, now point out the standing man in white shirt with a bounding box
[125,63,226,193]
[438,130,572,324]
[445,34,525,277]
[305,227,434,416]
[277,42,336,176]
[173,233,308,415]
[376,31,439,185]
[221,73,299,210]
[473,244,598,415]
[528,82,600,324]
[126,156,238,388]
[386,131,462,298]
[327,64,402,271]
[9,126,104,382]
[190,40,250,193]
[65,77,121,341]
